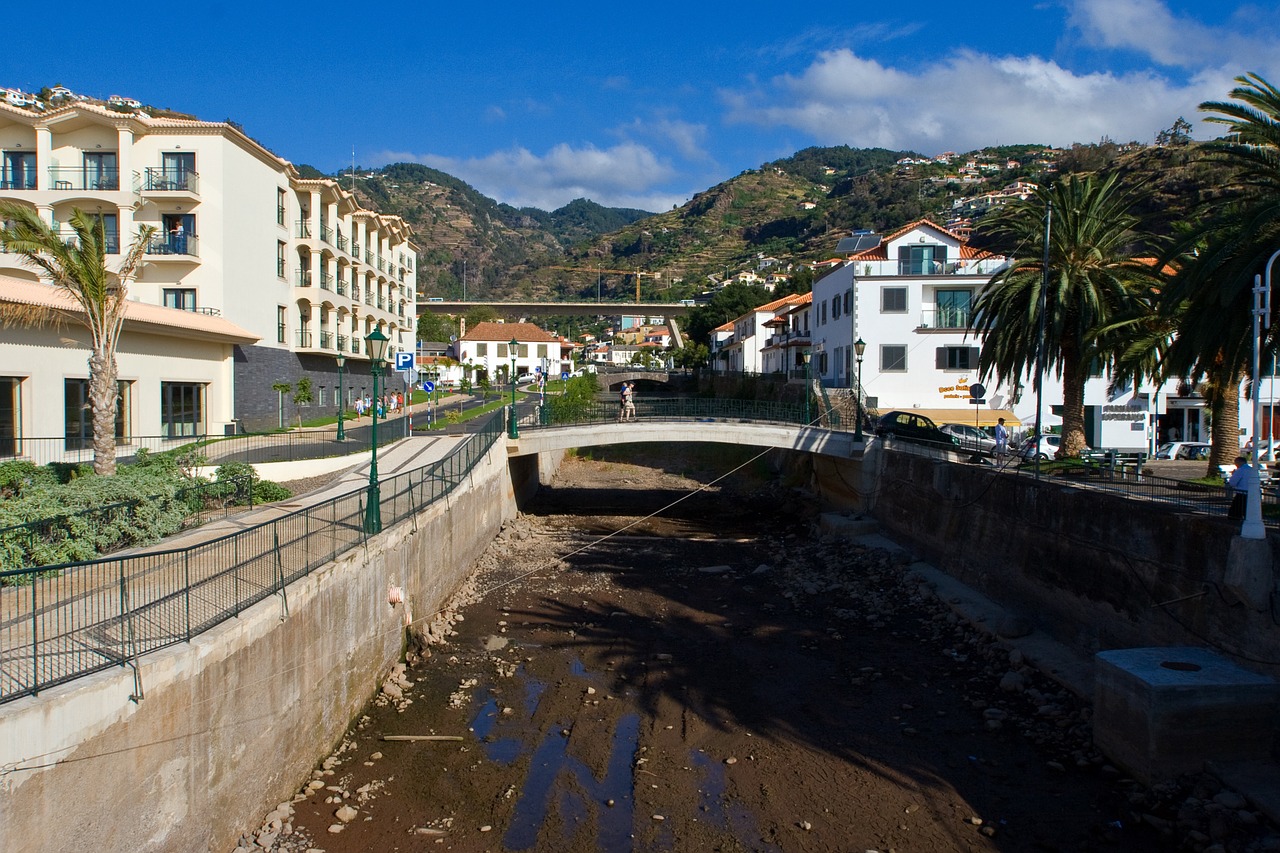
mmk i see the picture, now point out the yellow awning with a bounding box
[898,408,1022,428]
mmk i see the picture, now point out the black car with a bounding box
[875,411,962,447]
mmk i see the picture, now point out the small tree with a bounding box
[477,373,492,402]
[292,377,313,426]
[271,382,291,430]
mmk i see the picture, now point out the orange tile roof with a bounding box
[462,321,558,342]
[846,218,999,262]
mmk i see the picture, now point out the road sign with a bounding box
[969,383,986,399]
[423,380,435,393]
[394,351,414,372]
[561,372,569,380]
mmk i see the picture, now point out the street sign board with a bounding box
[423,380,435,393]
[561,372,569,380]
[394,351,414,373]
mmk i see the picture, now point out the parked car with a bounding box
[1020,434,1064,461]
[939,422,998,453]
[876,411,961,447]
[1155,441,1212,461]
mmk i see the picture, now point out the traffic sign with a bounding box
[561,372,569,380]
[394,351,414,372]
[423,380,435,393]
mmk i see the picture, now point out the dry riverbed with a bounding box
[237,450,1279,853]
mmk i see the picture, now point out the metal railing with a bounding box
[0,414,505,704]
[140,168,199,194]
[145,234,198,257]
[48,167,120,191]
[521,397,817,430]
[0,434,215,468]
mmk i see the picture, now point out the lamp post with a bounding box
[802,349,812,425]
[508,336,520,439]
[1244,248,1280,540]
[853,337,866,443]
[335,353,346,441]
[364,328,389,534]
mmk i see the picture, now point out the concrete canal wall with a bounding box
[827,448,1280,679]
[0,440,544,853]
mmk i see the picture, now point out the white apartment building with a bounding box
[712,293,809,374]
[807,220,1224,451]
[0,99,417,442]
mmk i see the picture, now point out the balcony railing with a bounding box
[320,225,333,244]
[145,234,198,257]
[351,338,361,355]
[296,221,311,239]
[55,230,119,254]
[296,330,313,348]
[319,331,332,349]
[350,285,360,301]
[364,293,373,306]
[336,278,347,296]
[48,167,120,191]
[277,204,286,225]
[337,233,348,252]
[295,270,312,287]
[277,259,286,278]
[337,333,348,352]
[140,168,199,194]
[0,176,36,190]
[377,257,385,272]
[320,272,332,291]
[377,296,385,310]
[917,308,973,330]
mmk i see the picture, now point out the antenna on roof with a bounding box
[351,146,356,193]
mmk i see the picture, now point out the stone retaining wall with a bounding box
[0,440,518,853]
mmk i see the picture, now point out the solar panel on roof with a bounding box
[835,233,882,254]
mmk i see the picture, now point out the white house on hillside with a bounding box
[457,322,564,382]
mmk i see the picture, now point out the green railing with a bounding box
[0,415,505,705]
[520,396,835,430]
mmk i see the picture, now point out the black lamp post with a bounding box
[364,328,389,534]
[853,337,866,443]
[802,349,812,424]
[335,353,346,441]
[508,336,520,438]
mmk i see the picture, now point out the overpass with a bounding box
[416,299,692,317]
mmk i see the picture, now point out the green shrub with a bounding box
[253,481,292,503]
[0,461,56,498]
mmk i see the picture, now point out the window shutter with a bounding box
[936,347,946,369]
[969,347,980,367]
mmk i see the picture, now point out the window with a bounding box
[832,296,841,321]
[277,241,286,278]
[2,151,36,189]
[161,382,204,438]
[936,346,980,370]
[277,188,286,226]
[843,290,850,314]
[0,376,20,458]
[498,343,508,358]
[475,343,488,357]
[935,289,973,328]
[820,302,827,324]
[161,214,194,254]
[89,213,119,254]
[65,378,129,450]
[161,151,196,189]
[277,306,286,343]
[881,345,907,372]
[537,344,548,358]
[882,287,907,313]
[519,345,529,358]
[83,152,118,190]
[898,243,948,275]
[318,386,326,407]
[163,289,197,311]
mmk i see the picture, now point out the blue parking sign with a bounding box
[394,351,414,372]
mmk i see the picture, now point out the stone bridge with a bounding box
[508,419,862,459]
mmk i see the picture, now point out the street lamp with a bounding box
[335,353,346,441]
[853,338,866,443]
[802,349,812,425]
[364,328,389,534]
[508,336,520,439]
[1244,248,1280,539]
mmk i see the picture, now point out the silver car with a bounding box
[939,422,997,453]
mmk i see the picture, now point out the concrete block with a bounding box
[819,512,879,538]
[1224,535,1275,611]
[1094,647,1280,784]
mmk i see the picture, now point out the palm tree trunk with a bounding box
[1207,371,1243,477]
[1058,331,1089,458]
[88,348,118,476]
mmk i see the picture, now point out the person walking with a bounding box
[623,382,636,422]
[994,417,1010,463]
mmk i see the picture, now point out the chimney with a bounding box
[459,317,466,339]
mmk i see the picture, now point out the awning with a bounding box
[899,408,1022,428]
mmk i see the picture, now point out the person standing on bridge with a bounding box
[623,382,636,422]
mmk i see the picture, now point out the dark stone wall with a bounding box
[829,451,1280,678]
[233,345,386,433]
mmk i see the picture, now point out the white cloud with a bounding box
[1068,0,1279,74]
[723,46,1238,154]
[369,142,681,211]
[616,117,711,162]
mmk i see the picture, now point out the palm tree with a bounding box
[0,202,154,475]
[1160,73,1280,470]
[971,173,1161,458]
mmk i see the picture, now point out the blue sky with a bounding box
[8,0,1277,212]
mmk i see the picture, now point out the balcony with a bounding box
[337,233,348,252]
[336,278,347,296]
[139,168,199,196]
[337,333,348,352]
[364,293,373,307]
[377,296,385,310]
[319,331,333,349]
[48,167,120,191]
[351,338,361,355]
[296,330,313,348]
[296,221,312,239]
[295,270,312,288]
[320,224,333,244]
[350,285,360,301]
[145,234,198,258]
[917,308,973,330]
[320,272,333,291]
[377,257,385,272]
[57,230,119,254]
[0,176,36,190]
